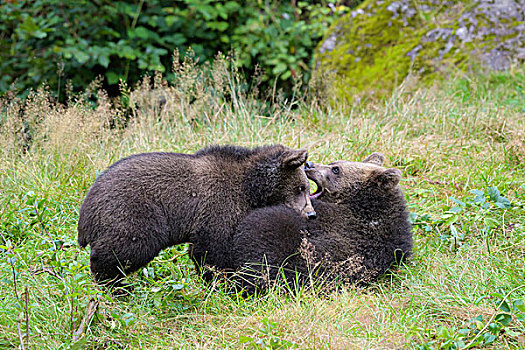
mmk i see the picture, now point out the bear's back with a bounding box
[77,150,250,248]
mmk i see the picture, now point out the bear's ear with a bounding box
[281,149,308,169]
[363,152,385,166]
[375,168,402,190]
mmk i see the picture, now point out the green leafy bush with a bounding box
[0,0,349,100]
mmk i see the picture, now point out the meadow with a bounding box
[1,57,524,349]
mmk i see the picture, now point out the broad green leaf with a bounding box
[487,187,500,201]
[449,205,463,213]
[73,50,89,64]
[165,15,178,27]
[98,54,110,68]
[105,71,120,84]
[121,46,137,60]
[495,196,511,209]
[483,333,497,344]
[138,58,148,69]
[32,30,47,39]
[498,300,511,313]
[494,313,512,326]
[513,299,525,312]
[164,33,186,46]
[488,322,501,333]
[134,26,150,39]
[207,21,229,32]
[470,189,485,196]
[474,320,484,330]
[472,194,486,204]
[224,1,241,12]
[215,4,228,20]
[273,62,288,75]
[281,70,292,80]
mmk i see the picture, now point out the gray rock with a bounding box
[317,0,525,84]
[319,32,338,55]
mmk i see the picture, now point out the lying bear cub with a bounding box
[77,144,316,284]
[231,153,413,293]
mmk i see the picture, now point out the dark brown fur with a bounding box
[231,153,413,293]
[77,144,314,283]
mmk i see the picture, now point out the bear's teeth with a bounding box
[310,192,322,200]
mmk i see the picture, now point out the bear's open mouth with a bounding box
[309,178,323,199]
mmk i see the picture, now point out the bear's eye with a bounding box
[332,166,340,175]
[298,185,306,192]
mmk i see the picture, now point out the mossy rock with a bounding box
[315,0,525,103]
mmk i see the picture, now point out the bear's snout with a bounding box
[307,211,317,220]
[304,161,315,170]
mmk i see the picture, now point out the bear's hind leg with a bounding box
[89,238,162,285]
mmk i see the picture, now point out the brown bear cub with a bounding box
[231,153,412,293]
[77,145,316,284]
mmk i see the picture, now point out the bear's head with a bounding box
[245,146,316,220]
[305,152,402,204]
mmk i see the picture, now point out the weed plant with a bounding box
[0,56,524,349]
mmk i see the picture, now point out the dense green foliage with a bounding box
[0,0,350,99]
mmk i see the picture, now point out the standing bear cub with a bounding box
[77,145,315,283]
[231,153,413,293]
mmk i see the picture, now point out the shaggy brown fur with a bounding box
[77,145,315,283]
[231,153,412,293]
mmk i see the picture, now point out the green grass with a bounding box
[1,59,524,349]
